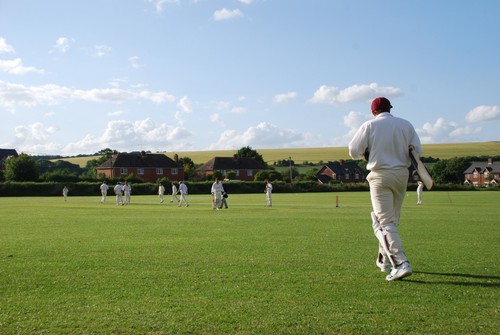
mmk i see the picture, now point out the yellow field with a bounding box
[58,141,500,166]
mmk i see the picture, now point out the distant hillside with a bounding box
[57,142,500,167]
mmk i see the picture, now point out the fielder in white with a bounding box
[158,184,165,203]
[62,186,69,201]
[171,183,180,203]
[416,181,424,205]
[100,181,109,204]
[178,181,189,207]
[113,183,123,206]
[349,97,422,281]
[264,178,273,207]
[211,178,224,210]
[123,182,132,205]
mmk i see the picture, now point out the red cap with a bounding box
[371,97,393,112]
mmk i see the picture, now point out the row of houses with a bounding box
[1,148,499,186]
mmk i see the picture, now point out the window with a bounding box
[355,173,360,180]
[156,168,163,175]
[171,168,178,175]
[473,171,478,179]
[345,174,350,180]
[137,168,144,175]
[120,168,128,175]
[247,170,253,177]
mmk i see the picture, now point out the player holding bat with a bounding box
[349,97,422,281]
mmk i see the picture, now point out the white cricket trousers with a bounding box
[367,168,409,266]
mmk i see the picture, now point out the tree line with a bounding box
[1,146,498,185]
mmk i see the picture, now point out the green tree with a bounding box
[431,157,470,184]
[4,153,39,181]
[254,169,282,181]
[178,156,200,181]
[236,146,267,167]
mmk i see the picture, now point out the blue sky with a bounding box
[1,0,499,156]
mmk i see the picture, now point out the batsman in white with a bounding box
[349,97,422,281]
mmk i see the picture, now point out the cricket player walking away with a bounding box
[349,97,422,281]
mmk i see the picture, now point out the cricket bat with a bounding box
[409,145,433,190]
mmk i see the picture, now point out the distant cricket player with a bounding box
[349,97,422,281]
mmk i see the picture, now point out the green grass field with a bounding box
[1,191,499,334]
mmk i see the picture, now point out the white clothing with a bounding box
[171,184,179,202]
[416,182,424,204]
[178,183,189,207]
[62,187,68,201]
[100,183,109,204]
[158,185,165,203]
[349,111,422,268]
[349,112,421,171]
[114,184,123,205]
[265,182,273,207]
[211,181,225,209]
[123,184,132,205]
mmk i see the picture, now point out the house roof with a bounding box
[322,161,366,176]
[197,156,267,171]
[97,152,181,169]
[0,148,19,167]
[463,160,500,174]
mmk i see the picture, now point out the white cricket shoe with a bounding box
[386,261,412,281]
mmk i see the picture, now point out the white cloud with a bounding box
[0,58,44,75]
[94,44,112,57]
[0,80,175,109]
[108,110,126,116]
[177,96,193,113]
[309,83,403,105]
[15,122,57,141]
[209,122,308,150]
[274,91,298,103]
[62,118,193,154]
[209,113,222,124]
[147,0,179,13]
[465,105,500,122]
[0,37,15,53]
[128,56,143,69]
[449,125,482,137]
[53,37,75,53]
[239,0,254,4]
[415,117,481,144]
[213,8,243,21]
[230,107,246,114]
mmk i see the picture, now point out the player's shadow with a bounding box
[407,271,500,288]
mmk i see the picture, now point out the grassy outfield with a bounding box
[1,192,498,334]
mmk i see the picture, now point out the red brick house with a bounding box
[463,158,500,187]
[317,160,420,184]
[316,160,367,184]
[96,151,183,183]
[197,156,267,181]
